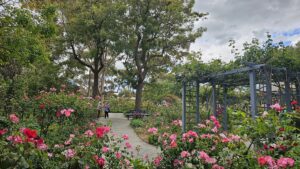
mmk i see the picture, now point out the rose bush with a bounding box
[0,114,148,168]
[146,103,299,168]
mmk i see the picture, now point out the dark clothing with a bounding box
[104,104,110,118]
[104,111,109,118]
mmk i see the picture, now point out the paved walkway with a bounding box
[97,113,160,160]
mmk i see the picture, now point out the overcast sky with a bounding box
[191,0,300,62]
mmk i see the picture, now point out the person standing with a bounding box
[104,103,110,118]
[97,98,102,118]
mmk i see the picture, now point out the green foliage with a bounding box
[148,135,159,146]
[107,97,135,113]
[118,0,207,109]
[130,119,145,128]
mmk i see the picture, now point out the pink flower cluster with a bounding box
[148,127,158,134]
[0,128,8,136]
[125,142,132,149]
[270,103,284,112]
[210,115,221,128]
[277,157,295,168]
[182,130,198,143]
[258,156,294,168]
[95,126,110,138]
[94,155,105,167]
[102,146,109,153]
[9,114,19,123]
[64,134,75,145]
[84,130,94,137]
[7,135,23,144]
[221,134,241,143]
[199,151,217,164]
[63,149,76,158]
[180,151,190,158]
[212,164,225,169]
[60,108,75,117]
[172,119,182,126]
[122,134,129,140]
[153,156,162,166]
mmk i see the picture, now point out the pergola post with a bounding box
[296,82,300,105]
[223,85,228,130]
[285,72,292,112]
[212,82,217,117]
[265,69,272,110]
[196,81,200,124]
[249,70,257,119]
[182,81,187,132]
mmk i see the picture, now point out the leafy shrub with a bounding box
[0,97,148,169]
[148,135,159,146]
[147,107,300,168]
[107,97,135,113]
[130,119,144,128]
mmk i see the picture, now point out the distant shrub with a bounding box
[130,119,144,128]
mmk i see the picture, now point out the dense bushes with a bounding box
[147,109,299,168]
[130,119,145,128]
[0,91,150,168]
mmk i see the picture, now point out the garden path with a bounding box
[97,113,160,160]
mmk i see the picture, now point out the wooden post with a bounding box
[223,85,228,130]
[265,69,272,110]
[249,70,257,119]
[296,82,300,105]
[182,81,187,132]
[196,81,200,124]
[212,82,217,117]
[285,72,292,112]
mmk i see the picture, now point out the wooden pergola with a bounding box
[178,63,300,132]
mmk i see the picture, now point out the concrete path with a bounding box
[97,113,160,160]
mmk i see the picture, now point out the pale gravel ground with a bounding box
[97,113,161,160]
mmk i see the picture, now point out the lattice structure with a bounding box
[178,63,300,132]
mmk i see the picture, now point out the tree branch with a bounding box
[70,42,95,72]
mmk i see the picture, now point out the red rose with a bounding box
[39,103,45,110]
[23,128,37,139]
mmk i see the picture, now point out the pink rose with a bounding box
[64,149,76,158]
[102,146,109,153]
[153,156,162,166]
[277,157,294,168]
[180,151,190,158]
[212,164,225,169]
[169,134,177,141]
[9,114,19,123]
[37,143,48,151]
[148,127,158,134]
[0,128,8,136]
[84,130,94,137]
[122,134,129,140]
[125,142,132,149]
[270,103,283,112]
[170,140,177,148]
[115,152,122,159]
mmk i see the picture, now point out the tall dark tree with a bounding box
[120,0,207,110]
[57,0,125,98]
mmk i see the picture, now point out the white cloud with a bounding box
[191,0,300,62]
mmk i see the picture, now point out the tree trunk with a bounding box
[87,70,92,97]
[135,80,144,110]
[92,71,99,98]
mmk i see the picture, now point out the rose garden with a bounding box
[1,0,300,169]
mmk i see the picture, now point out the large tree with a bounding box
[57,0,125,98]
[119,0,207,110]
[0,1,58,113]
